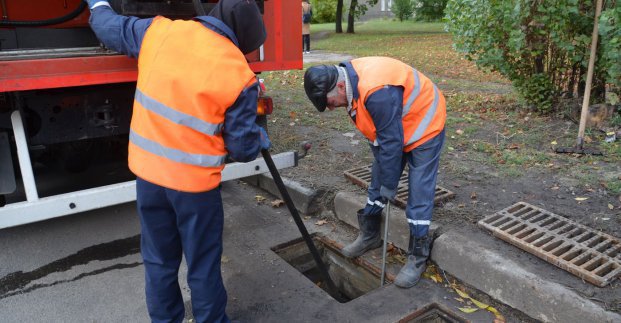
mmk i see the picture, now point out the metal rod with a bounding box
[380,201,391,286]
[576,0,603,149]
[260,149,343,301]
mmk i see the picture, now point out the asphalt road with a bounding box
[0,181,266,322]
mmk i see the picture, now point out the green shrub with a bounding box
[445,0,621,113]
[310,0,338,23]
[414,0,448,21]
[391,0,415,21]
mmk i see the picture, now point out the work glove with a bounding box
[379,185,397,202]
[259,127,271,150]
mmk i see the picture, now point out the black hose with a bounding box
[0,2,87,27]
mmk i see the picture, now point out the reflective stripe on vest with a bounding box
[130,130,226,167]
[402,68,421,117]
[135,89,223,137]
[405,84,439,146]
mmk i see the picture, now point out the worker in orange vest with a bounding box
[304,57,446,288]
[86,0,270,322]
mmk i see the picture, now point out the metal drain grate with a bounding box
[344,165,455,209]
[479,202,621,287]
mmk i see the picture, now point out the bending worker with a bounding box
[85,0,270,322]
[304,57,446,288]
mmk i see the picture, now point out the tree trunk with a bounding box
[336,0,343,33]
[347,0,357,33]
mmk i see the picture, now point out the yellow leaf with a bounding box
[458,307,478,313]
[454,297,465,303]
[551,140,557,145]
[609,204,614,210]
[255,195,266,202]
[574,197,588,201]
[454,288,470,299]
[470,297,490,309]
[315,219,328,226]
[271,199,285,207]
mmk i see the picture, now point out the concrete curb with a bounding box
[432,230,621,323]
[333,191,439,251]
[244,173,322,215]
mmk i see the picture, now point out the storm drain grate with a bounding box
[479,202,621,287]
[344,164,455,209]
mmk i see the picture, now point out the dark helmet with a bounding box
[303,65,339,112]
[209,0,267,54]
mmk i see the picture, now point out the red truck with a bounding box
[0,0,302,228]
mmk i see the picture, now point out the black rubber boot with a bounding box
[341,209,382,258]
[394,234,431,288]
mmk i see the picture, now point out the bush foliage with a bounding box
[310,0,338,23]
[445,0,621,113]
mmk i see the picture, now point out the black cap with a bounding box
[209,0,266,54]
[304,65,339,112]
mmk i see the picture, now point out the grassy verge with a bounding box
[266,19,621,194]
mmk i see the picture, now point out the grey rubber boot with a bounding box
[341,209,382,258]
[394,234,431,288]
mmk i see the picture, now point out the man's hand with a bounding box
[379,185,397,202]
[259,127,271,150]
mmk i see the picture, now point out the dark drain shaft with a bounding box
[261,149,346,302]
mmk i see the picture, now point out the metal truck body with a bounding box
[0,0,302,229]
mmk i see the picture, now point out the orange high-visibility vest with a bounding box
[349,57,446,152]
[128,16,256,192]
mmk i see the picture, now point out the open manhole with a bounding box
[272,235,385,303]
[344,164,455,209]
[398,303,467,323]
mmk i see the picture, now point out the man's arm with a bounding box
[365,85,405,201]
[86,0,153,58]
[222,82,263,162]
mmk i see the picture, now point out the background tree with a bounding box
[392,0,415,21]
[414,0,447,21]
[336,0,344,33]
[346,0,379,33]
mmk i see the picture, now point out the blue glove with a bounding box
[379,185,397,202]
[259,127,271,150]
[85,0,109,9]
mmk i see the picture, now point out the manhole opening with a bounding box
[272,235,382,303]
[398,303,468,323]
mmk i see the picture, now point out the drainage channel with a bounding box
[479,202,621,287]
[398,303,468,323]
[272,234,385,303]
[344,165,455,208]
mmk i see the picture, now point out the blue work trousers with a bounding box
[364,130,445,238]
[136,177,229,323]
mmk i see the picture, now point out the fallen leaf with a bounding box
[289,111,296,119]
[507,143,519,150]
[470,192,477,200]
[255,195,266,202]
[221,256,230,263]
[456,129,464,135]
[271,199,284,207]
[315,219,328,226]
[470,297,490,309]
[551,140,558,145]
[574,197,589,201]
[454,297,465,303]
[458,307,478,313]
[609,204,615,210]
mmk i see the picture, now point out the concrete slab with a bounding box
[432,230,621,323]
[333,191,440,251]
[245,173,322,215]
